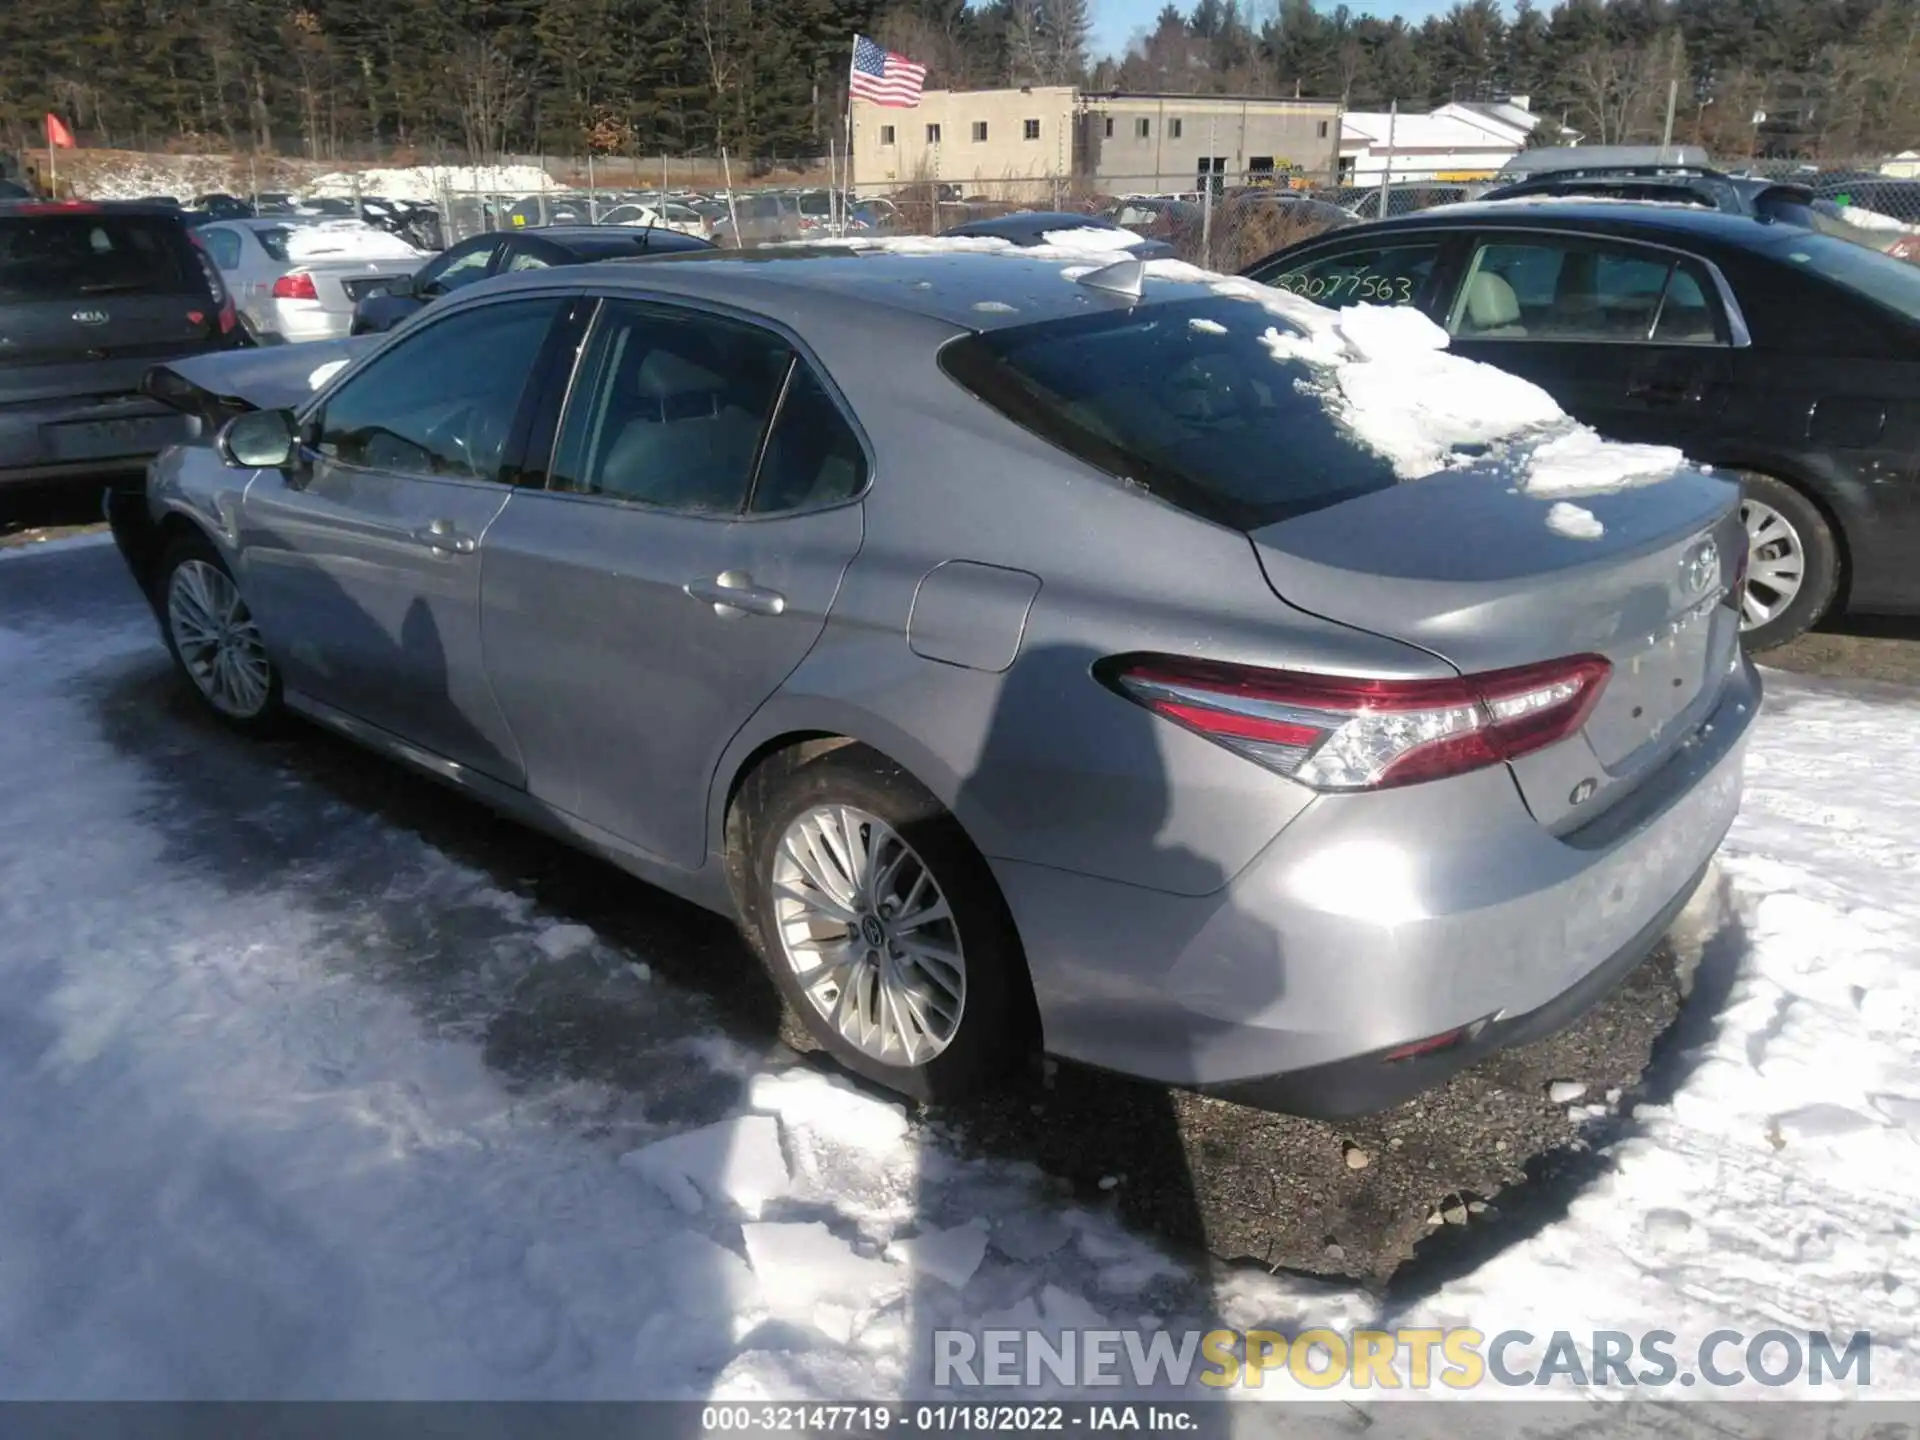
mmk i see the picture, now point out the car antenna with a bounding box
[1076,256,1146,301]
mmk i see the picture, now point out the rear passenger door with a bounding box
[478,295,868,867]
[1440,231,1736,448]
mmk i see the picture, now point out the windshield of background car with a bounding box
[1762,229,1920,324]
[0,213,192,299]
[941,296,1399,530]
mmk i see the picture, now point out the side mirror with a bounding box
[217,407,298,470]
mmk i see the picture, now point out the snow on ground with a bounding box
[0,555,1916,1408]
[304,164,561,203]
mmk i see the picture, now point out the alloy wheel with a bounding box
[1738,498,1806,631]
[770,804,967,1067]
[167,559,272,719]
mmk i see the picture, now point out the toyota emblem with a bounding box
[1680,537,1721,600]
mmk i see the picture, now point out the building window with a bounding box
[880,124,896,146]
[1170,118,1183,139]
[1135,118,1150,139]
[1318,120,1329,138]
[1103,117,1114,138]
[926,123,942,144]
[1023,118,1040,140]
[972,121,988,143]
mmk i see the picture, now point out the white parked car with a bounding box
[598,201,713,239]
[195,219,425,344]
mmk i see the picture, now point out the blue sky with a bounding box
[1091,0,1463,59]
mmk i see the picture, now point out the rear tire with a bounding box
[733,746,1034,1103]
[1736,472,1839,652]
[157,532,283,734]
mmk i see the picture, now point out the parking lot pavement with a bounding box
[1768,614,1920,687]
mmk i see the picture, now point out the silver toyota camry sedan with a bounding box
[110,246,1759,1115]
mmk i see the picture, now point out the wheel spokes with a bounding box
[769,801,967,1067]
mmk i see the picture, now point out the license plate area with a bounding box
[1587,598,1718,768]
[41,412,190,462]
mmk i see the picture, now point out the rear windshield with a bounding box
[941,297,1398,530]
[1760,229,1920,323]
[0,213,192,299]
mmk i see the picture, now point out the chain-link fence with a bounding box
[418,153,1920,271]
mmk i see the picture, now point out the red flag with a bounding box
[45,113,76,149]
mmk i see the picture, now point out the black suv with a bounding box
[1,200,244,489]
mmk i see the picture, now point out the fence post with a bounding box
[1377,100,1397,218]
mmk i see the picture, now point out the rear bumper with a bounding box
[1,394,197,486]
[994,655,1760,1116]
[269,302,351,343]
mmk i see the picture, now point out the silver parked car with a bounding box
[196,218,424,343]
[112,250,1758,1114]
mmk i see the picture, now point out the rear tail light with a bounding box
[273,271,319,300]
[1108,652,1611,792]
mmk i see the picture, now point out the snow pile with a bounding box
[1248,301,1565,480]
[1524,426,1686,496]
[1544,500,1605,539]
[277,221,424,263]
[1836,203,1915,233]
[305,164,560,203]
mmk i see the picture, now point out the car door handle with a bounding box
[410,521,476,554]
[685,570,787,618]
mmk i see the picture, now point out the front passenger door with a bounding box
[479,297,868,867]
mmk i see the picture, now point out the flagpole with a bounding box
[47,124,56,199]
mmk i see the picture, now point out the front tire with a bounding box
[733,746,1034,1103]
[1736,472,1840,651]
[158,533,282,732]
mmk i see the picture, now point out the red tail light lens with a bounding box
[272,272,319,300]
[1108,653,1612,791]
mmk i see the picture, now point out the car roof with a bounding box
[940,211,1118,243]
[0,200,187,218]
[503,245,1214,331]
[1335,197,1812,249]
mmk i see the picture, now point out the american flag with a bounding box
[849,35,927,109]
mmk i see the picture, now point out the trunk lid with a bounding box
[141,333,374,428]
[1248,463,1745,829]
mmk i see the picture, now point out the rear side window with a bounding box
[1448,239,1723,344]
[941,298,1398,530]
[0,214,192,300]
[1252,242,1440,309]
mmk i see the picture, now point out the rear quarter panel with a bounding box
[706,300,1458,896]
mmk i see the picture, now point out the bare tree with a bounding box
[1041,0,1093,84]
[1005,0,1045,84]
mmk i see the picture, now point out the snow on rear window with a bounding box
[257,221,424,265]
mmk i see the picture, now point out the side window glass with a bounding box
[313,298,561,481]
[424,243,495,294]
[204,229,241,269]
[1651,261,1722,343]
[550,300,791,512]
[1258,243,1439,308]
[507,247,553,272]
[751,365,867,513]
[1451,241,1723,343]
